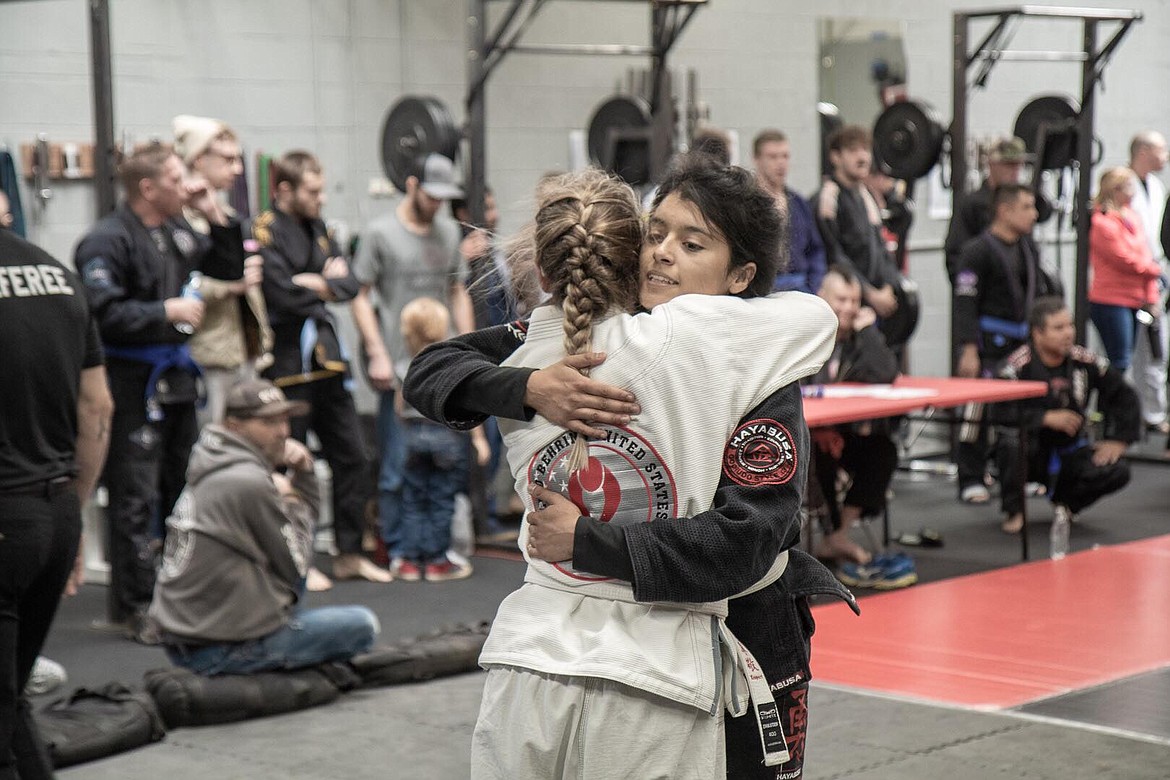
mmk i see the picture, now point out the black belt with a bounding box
[0,476,75,498]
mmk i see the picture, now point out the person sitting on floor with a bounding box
[806,266,901,570]
[993,297,1141,535]
[148,379,379,675]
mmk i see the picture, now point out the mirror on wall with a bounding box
[818,18,908,176]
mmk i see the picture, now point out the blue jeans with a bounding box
[166,606,379,676]
[377,391,407,553]
[400,420,469,563]
[1090,302,1137,371]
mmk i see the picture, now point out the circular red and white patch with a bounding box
[722,419,798,487]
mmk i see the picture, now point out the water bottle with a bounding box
[1049,505,1070,560]
[174,271,203,334]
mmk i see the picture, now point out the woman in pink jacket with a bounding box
[1089,166,1164,371]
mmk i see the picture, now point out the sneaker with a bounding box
[424,555,473,582]
[836,561,886,588]
[960,484,990,504]
[23,656,66,696]
[837,554,918,590]
[871,553,918,590]
[388,557,422,582]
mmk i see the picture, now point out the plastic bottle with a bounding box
[1049,505,1070,560]
[174,271,203,334]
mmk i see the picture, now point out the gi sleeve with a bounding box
[259,240,322,319]
[951,237,986,347]
[403,322,534,429]
[324,231,360,302]
[1095,360,1142,443]
[839,326,899,384]
[814,181,861,279]
[75,228,172,344]
[575,384,810,604]
[200,220,246,281]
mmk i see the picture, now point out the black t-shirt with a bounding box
[0,230,103,488]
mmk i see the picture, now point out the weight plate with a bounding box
[1013,94,1079,170]
[586,95,652,168]
[380,95,461,191]
[872,101,945,181]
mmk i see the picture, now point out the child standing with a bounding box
[393,297,489,581]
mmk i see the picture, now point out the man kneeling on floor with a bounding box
[994,297,1140,534]
[148,379,379,674]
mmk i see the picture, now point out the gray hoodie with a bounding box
[148,424,320,643]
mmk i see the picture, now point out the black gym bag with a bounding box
[350,621,490,688]
[144,662,359,729]
[34,682,166,768]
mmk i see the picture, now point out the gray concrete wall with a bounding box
[2,0,1166,382]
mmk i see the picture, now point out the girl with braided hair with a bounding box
[439,162,840,779]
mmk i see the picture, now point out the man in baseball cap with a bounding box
[148,377,380,672]
[351,153,476,582]
[224,378,309,420]
[417,153,464,200]
[987,136,1032,165]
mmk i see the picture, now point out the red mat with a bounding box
[810,535,1170,709]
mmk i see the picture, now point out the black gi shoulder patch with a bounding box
[723,418,798,487]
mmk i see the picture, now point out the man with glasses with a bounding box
[173,115,272,425]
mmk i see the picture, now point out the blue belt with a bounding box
[103,343,204,421]
[979,315,1029,347]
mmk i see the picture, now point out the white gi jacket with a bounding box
[485,291,837,720]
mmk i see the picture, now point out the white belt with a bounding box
[720,550,790,767]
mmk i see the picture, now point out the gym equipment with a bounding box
[586,95,655,186]
[872,101,946,181]
[878,274,921,350]
[379,95,461,191]
[1013,94,1079,171]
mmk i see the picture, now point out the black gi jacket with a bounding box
[76,204,243,346]
[252,208,359,382]
[945,181,1054,280]
[402,318,859,703]
[953,231,1061,365]
[995,344,1142,449]
[813,178,901,292]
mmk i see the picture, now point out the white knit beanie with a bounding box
[172,115,229,165]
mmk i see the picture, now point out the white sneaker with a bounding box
[24,656,67,696]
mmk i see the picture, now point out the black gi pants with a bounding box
[996,432,1132,516]
[283,374,370,555]
[104,359,198,623]
[0,482,81,780]
[813,430,898,533]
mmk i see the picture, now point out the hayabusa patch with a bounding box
[723,419,798,487]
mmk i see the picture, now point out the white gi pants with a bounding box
[471,666,725,780]
[1131,311,1169,427]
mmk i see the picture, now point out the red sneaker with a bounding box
[424,558,473,582]
[389,557,422,582]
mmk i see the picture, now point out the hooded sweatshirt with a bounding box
[149,424,319,643]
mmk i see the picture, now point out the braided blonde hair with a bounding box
[528,169,642,472]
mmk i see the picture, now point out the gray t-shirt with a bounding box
[353,208,467,365]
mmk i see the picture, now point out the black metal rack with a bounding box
[951,6,1142,341]
[464,0,706,226]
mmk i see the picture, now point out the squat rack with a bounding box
[464,0,706,226]
[951,5,1142,342]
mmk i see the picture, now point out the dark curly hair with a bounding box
[651,154,787,297]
